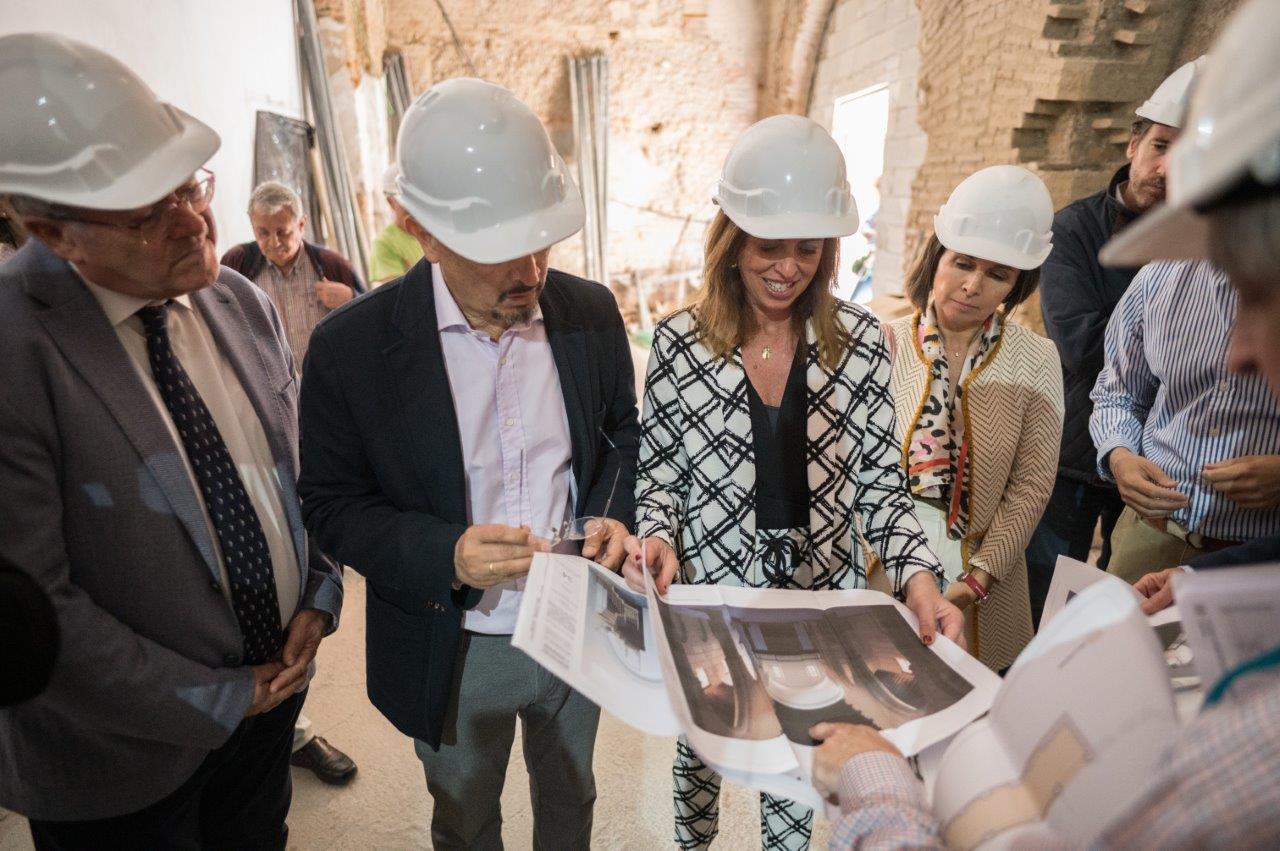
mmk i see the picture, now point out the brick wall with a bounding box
[381,0,762,282]
[317,0,1244,316]
[808,0,1243,326]
[759,0,838,117]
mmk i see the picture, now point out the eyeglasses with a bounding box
[539,429,623,549]
[56,169,216,243]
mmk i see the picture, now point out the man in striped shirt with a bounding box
[1023,59,1203,628]
[1088,259,1280,582]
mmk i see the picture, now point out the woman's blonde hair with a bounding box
[689,210,849,370]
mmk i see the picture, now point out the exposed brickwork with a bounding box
[806,0,1239,326]
[315,0,388,86]
[902,0,1239,330]
[314,0,1242,322]
[906,0,1243,267]
[381,0,762,281]
[1176,0,1241,64]
[758,0,838,117]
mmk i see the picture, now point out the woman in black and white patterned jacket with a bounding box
[622,115,962,850]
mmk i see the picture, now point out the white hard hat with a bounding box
[0,32,220,210]
[712,115,859,240]
[1101,0,1280,266]
[1135,56,1208,129]
[933,165,1054,270]
[395,78,583,264]
[381,163,401,197]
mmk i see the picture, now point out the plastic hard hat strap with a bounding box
[400,182,496,235]
[948,209,1048,257]
[540,169,568,202]
[825,186,854,216]
[718,181,782,217]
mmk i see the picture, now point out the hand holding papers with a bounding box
[513,552,680,735]
[1042,555,1199,691]
[513,554,1001,810]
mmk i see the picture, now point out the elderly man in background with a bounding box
[0,33,341,849]
[368,163,424,285]
[221,181,365,364]
[1024,57,1203,627]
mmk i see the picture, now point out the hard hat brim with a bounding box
[933,230,1052,271]
[1134,104,1182,129]
[422,194,587,266]
[1099,201,1210,267]
[32,105,221,211]
[723,210,861,241]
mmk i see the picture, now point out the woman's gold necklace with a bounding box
[943,331,976,362]
[757,330,792,362]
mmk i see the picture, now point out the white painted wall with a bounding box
[1,0,304,250]
[831,84,889,302]
[809,0,926,296]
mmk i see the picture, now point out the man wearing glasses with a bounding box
[0,34,342,849]
[298,78,639,848]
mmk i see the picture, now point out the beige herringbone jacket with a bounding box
[887,314,1064,671]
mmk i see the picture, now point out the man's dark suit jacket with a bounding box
[298,260,639,747]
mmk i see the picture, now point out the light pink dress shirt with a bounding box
[433,264,576,634]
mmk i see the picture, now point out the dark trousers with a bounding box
[414,633,599,851]
[1025,475,1125,630]
[29,690,305,851]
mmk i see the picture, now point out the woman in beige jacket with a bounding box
[886,166,1064,672]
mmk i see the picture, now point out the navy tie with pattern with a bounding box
[137,302,283,665]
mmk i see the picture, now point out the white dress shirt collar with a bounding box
[74,266,195,327]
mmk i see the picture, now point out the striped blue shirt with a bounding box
[1089,260,1280,541]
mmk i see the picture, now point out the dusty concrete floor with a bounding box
[0,573,833,850]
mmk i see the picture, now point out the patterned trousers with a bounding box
[673,738,812,850]
[673,527,816,850]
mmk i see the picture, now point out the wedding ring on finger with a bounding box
[487,561,495,577]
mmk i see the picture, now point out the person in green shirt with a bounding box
[368,163,425,285]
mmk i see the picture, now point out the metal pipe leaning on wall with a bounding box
[296,0,370,276]
[570,53,609,287]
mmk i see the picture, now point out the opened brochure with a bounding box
[512,553,1001,810]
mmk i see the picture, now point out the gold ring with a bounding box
[487,561,495,576]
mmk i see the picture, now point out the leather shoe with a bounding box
[290,735,357,785]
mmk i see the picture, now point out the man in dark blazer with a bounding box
[0,34,341,849]
[299,78,638,849]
